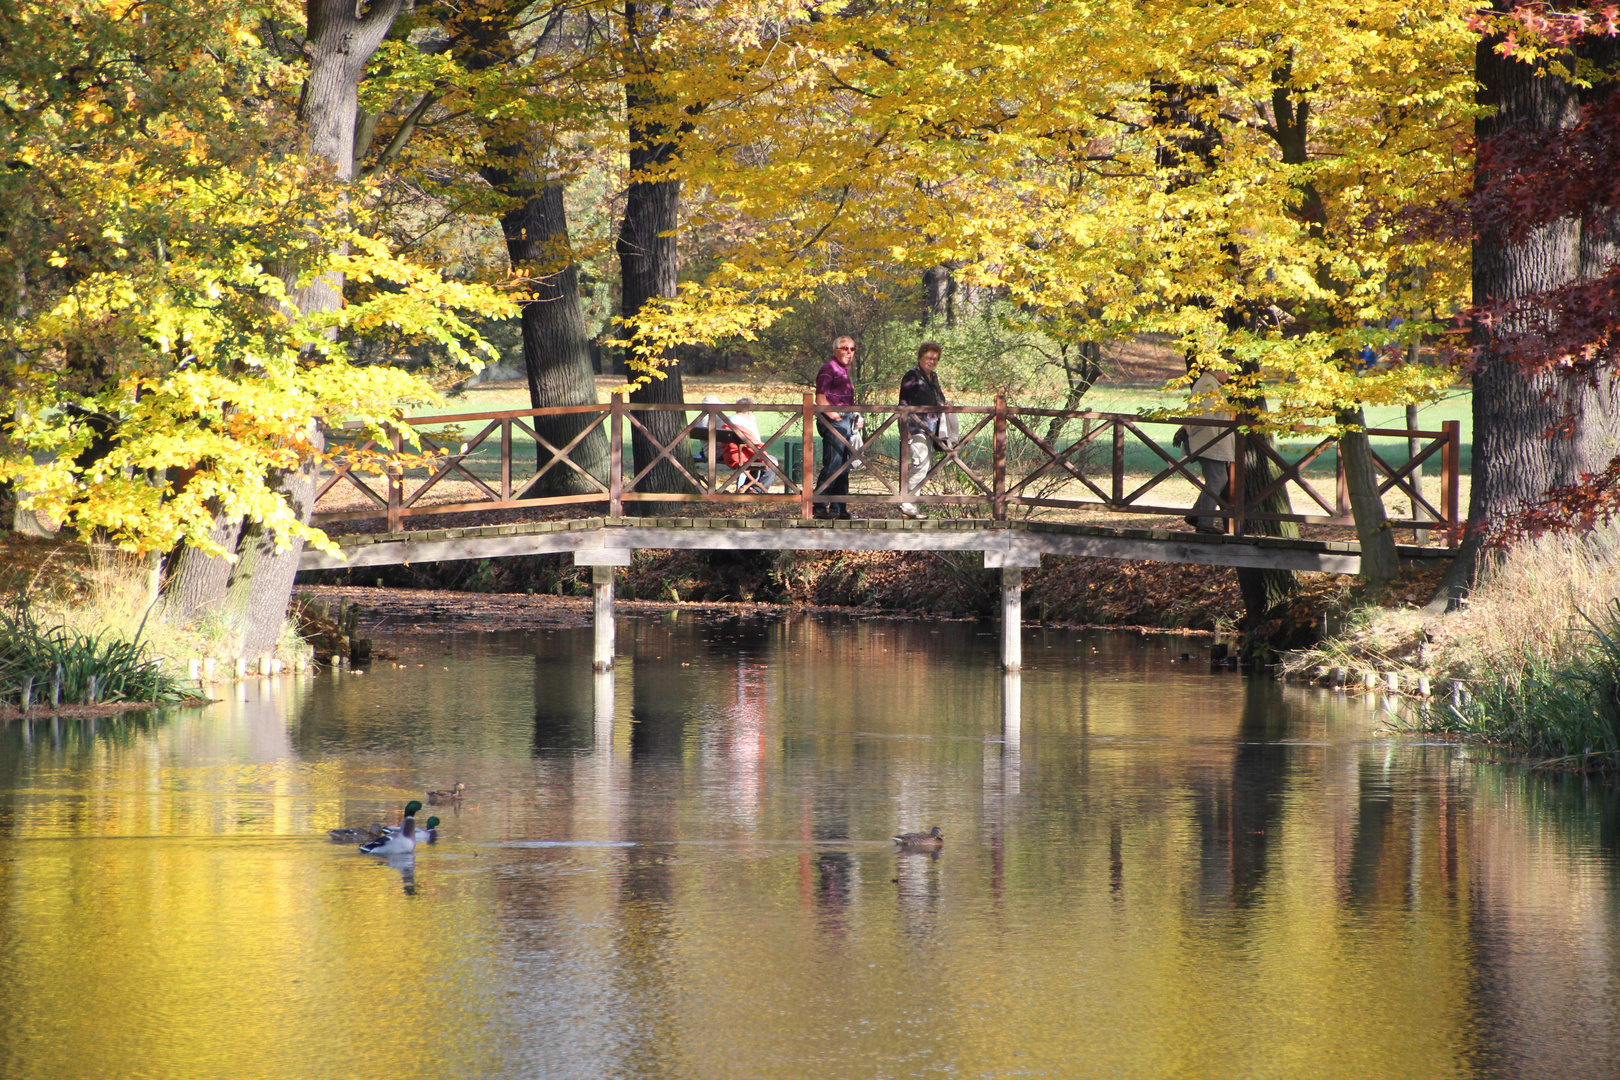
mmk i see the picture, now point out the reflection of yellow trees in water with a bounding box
[0,841,508,1078]
[0,619,1616,1077]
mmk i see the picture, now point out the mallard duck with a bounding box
[415,816,441,844]
[360,800,422,855]
[892,826,944,849]
[328,823,386,844]
[426,783,465,805]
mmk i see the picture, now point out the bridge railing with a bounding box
[312,395,1461,542]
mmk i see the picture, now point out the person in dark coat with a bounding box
[898,342,947,519]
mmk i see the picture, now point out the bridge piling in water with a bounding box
[592,565,615,671]
[575,549,631,672]
[1001,568,1023,672]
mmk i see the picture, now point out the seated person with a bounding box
[724,398,776,492]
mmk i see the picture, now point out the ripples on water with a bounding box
[0,612,1618,1079]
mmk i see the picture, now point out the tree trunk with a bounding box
[291,0,402,315]
[458,11,608,498]
[922,266,955,326]
[1152,80,1303,633]
[220,428,323,658]
[1430,29,1619,606]
[182,0,403,649]
[1337,408,1400,583]
[1041,342,1102,447]
[617,5,693,498]
[483,177,610,495]
[1230,370,1303,634]
[1235,431,1304,630]
[162,502,243,623]
[1271,58,1399,578]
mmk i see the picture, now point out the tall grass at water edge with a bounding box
[1430,599,1620,770]
[0,603,192,708]
[1419,533,1620,769]
[0,543,281,710]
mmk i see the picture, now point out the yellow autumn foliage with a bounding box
[628,0,1476,423]
[0,0,515,556]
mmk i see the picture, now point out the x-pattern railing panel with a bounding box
[510,414,612,497]
[310,397,1461,542]
[1110,420,1237,512]
[405,423,504,508]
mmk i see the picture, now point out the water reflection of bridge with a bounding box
[302,398,1462,672]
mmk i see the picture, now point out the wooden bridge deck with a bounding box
[299,515,1455,575]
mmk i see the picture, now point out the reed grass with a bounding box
[1287,531,1620,770]
[0,539,308,709]
[1429,600,1620,769]
[0,603,192,708]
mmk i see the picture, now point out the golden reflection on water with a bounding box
[0,613,1616,1079]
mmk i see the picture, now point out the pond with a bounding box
[1,612,1617,1079]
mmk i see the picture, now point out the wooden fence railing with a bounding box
[312,394,1461,542]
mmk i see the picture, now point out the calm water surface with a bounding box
[1,612,1618,1079]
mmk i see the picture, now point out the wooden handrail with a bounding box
[313,400,1464,539]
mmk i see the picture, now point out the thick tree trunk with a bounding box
[1230,363,1303,634]
[1235,431,1304,630]
[616,2,693,500]
[1337,408,1400,583]
[458,10,608,498]
[484,178,610,495]
[162,502,243,623]
[220,428,323,658]
[1430,30,1620,606]
[177,0,402,649]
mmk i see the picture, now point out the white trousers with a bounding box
[900,433,935,516]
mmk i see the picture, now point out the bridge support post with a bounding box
[591,564,615,671]
[576,549,631,671]
[1001,567,1022,672]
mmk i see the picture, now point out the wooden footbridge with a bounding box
[300,396,1462,671]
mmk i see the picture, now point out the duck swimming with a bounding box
[360,801,422,855]
[892,826,944,850]
[328,823,386,844]
[426,783,465,805]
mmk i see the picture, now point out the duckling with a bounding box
[360,800,422,856]
[426,783,465,805]
[892,826,944,850]
[328,823,386,844]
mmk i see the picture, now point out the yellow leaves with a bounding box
[643,0,1473,425]
[610,283,790,383]
[0,0,519,559]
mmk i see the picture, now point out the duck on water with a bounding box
[360,801,423,856]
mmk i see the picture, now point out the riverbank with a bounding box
[1280,532,1620,771]
[0,534,308,712]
